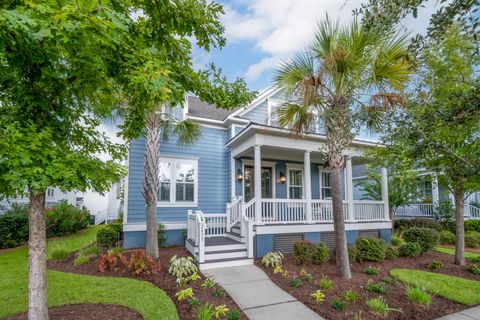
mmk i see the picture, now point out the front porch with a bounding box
[186,124,391,269]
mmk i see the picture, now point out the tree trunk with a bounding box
[143,112,161,258]
[330,153,351,279]
[28,190,48,320]
[453,190,465,265]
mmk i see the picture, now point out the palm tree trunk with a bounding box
[28,190,48,320]
[330,151,352,279]
[144,112,161,258]
[453,190,465,265]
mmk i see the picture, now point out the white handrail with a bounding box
[244,198,256,220]
[195,210,207,263]
[204,213,227,237]
[226,196,243,232]
[396,204,434,217]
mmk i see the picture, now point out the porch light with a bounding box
[237,168,243,181]
[279,171,287,184]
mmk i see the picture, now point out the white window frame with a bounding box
[46,187,54,198]
[319,169,332,200]
[241,160,276,199]
[157,156,198,207]
[286,164,304,199]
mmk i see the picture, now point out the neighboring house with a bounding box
[0,187,77,214]
[123,86,392,269]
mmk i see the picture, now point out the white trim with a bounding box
[157,157,198,207]
[286,165,304,199]
[123,222,188,232]
[228,85,282,119]
[123,156,130,225]
[254,222,392,235]
[318,168,332,200]
[241,159,277,167]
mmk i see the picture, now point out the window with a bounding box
[46,188,54,197]
[244,166,273,201]
[157,158,197,206]
[320,171,332,199]
[288,169,303,199]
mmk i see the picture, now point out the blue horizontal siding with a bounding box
[127,126,230,224]
[243,100,268,124]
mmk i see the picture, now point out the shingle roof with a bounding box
[187,96,242,121]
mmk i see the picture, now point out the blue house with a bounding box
[123,86,393,270]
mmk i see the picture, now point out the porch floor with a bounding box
[205,237,241,246]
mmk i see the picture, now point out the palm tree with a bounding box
[274,16,412,279]
[144,107,200,258]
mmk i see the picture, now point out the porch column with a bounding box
[381,168,390,220]
[254,145,262,224]
[304,151,313,223]
[230,154,235,200]
[432,174,440,205]
[345,156,354,222]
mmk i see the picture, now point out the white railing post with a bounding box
[381,168,390,221]
[226,203,231,233]
[196,211,206,263]
[254,145,262,224]
[247,219,254,258]
[304,151,313,224]
[345,156,355,222]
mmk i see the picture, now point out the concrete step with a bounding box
[199,257,253,271]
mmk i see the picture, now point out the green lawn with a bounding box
[0,226,178,320]
[390,269,480,306]
[435,246,480,260]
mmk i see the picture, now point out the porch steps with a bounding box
[195,236,253,271]
[225,224,244,243]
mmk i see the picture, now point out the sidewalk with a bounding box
[204,265,323,320]
[437,306,480,320]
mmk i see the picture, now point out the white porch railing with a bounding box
[261,199,306,223]
[204,214,227,237]
[94,208,119,225]
[226,196,243,232]
[465,204,480,219]
[186,210,207,263]
[396,204,434,217]
[245,198,255,220]
[353,201,385,221]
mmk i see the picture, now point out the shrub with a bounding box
[347,244,358,262]
[212,288,225,298]
[96,227,118,247]
[261,251,284,268]
[395,218,443,232]
[364,266,379,276]
[428,260,443,270]
[110,246,123,254]
[0,203,29,248]
[355,237,386,262]
[439,230,456,245]
[433,200,455,231]
[382,275,399,285]
[82,246,101,256]
[119,249,161,275]
[74,254,90,266]
[196,303,215,320]
[470,256,480,263]
[188,297,200,309]
[398,242,422,257]
[385,245,399,259]
[465,231,480,248]
[201,278,216,289]
[289,277,303,288]
[44,201,90,237]
[175,287,194,301]
[465,220,480,232]
[318,275,334,292]
[390,235,402,246]
[403,227,439,253]
[214,305,229,319]
[108,221,123,238]
[468,264,480,275]
[365,279,386,294]
[98,250,119,272]
[226,309,241,320]
[312,242,329,264]
[407,286,432,306]
[300,268,313,282]
[331,297,347,311]
[343,288,360,303]
[50,249,69,260]
[169,255,198,278]
[310,290,326,303]
[293,241,316,264]
[366,297,400,315]
[157,223,166,246]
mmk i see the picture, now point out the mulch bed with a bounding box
[256,251,480,320]
[48,246,246,320]
[7,304,142,320]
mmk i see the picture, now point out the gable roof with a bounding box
[187,96,241,121]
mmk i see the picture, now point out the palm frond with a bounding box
[276,103,315,135]
[274,52,316,96]
[173,118,201,146]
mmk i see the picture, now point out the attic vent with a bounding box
[273,234,303,254]
[359,230,380,239]
[321,232,335,249]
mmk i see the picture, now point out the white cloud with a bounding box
[222,0,439,83]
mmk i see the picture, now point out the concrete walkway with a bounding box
[204,265,323,320]
[437,306,480,320]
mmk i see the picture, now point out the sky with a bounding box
[83,0,441,214]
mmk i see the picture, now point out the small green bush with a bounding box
[365,279,386,294]
[318,275,334,292]
[407,286,432,306]
[433,200,455,231]
[330,297,347,311]
[382,276,398,285]
[470,256,480,263]
[403,227,439,253]
[366,297,399,315]
[293,241,328,264]
[347,244,358,262]
[289,277,303,288]
[226,309,241,320]
[465,220,480,232]
[50,249,69,260]
[108,222,123,237]
[343,288,360,303]
[261,251,284,268]
[74,254,90,266]
[157,223,167,246]
[169,255,198,278]
[398,242,422,257]
[468,264,480,275]
[96,226,118,247]
[390,235,402,246]
[428,260,443,270]
[395,218,443,232]
[0,203,29,248]
[364,266,379,276]
[439,230,456,245]
[355,237,386,262]
[465,231,480,248]
[385,244,399,259]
